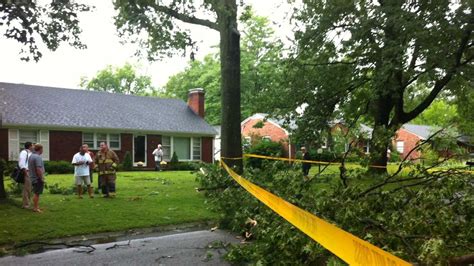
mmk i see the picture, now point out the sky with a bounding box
[0,1,293,90]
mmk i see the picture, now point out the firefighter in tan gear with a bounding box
[95,142,119,198]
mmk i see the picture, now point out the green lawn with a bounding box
[0,171,218,245]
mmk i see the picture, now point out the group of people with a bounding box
[17,141,119,213]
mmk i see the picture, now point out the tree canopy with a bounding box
[164,9,284,125]
[283,0,473,172]
[79,63,157,95]
[0,1,91,61]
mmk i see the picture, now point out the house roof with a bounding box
[0,82,216,136]
[402,124,435,140]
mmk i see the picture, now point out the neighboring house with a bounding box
[393,124,435,160]
[0,83,216,168]
[241,113,296,158]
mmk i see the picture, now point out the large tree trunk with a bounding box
[219,1,243,173]
[368,97,395,175]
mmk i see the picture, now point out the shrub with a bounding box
[309,150,341,162]
[44,161,74,174]
[122,151,133,171]
[244,140,283,169]
[7,182,22,196]
[170,152,179,164]
[389,150,402,162]
[167,162,200,171]
[3,161,17,177]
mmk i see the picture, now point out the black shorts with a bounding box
[32,181,44,195]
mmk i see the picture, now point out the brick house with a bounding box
[241,113,296,158]
[0,83,216,167]
[393,124,435,160]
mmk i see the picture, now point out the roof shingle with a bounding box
[0,82,216,136]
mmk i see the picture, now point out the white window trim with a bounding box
[82,132,121,150]
[396,141,404,153]
[9,129,50,161]
[162,136,202,162]
[192,137,202,161]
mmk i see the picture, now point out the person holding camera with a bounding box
[72,144,94,199]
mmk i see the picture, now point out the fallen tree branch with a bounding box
[106,240,131,250]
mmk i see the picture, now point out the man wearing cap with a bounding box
[95,142,119,198]
[152,144,164,171]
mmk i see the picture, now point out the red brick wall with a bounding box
[241,118,293,157]
[50,130,83,161]
[393,128,422,160]
[202,137,213,163]
[147,134,162,168]
[0,128,8,161]
[116,133,133,162]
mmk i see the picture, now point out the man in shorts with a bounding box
[28,144,45,213]
[83,144,95,185]
[72,145,94,199]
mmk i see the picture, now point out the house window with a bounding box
[162,136,202,161]
[396,141,404,153]
[109,134,120,149]
[193,137,201,160]
[82,133,121,150]
[19,130,38,151]
[96,133,107,148]
[174,137,191,160]
[83,133,94,148]
[162,136,171,160]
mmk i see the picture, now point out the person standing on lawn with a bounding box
[95,142,119,198]
[301,147,312,180]
[152,144,164,171]
[28,144,45,213]
[72,145,94,199]
[18,141,34,209]
[83,144,95,185]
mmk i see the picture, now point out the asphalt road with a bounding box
[0,230,239,266]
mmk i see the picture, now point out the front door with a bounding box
[134,135,146,166]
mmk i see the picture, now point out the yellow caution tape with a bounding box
[220,156,244,160]
[220,161,411,266]
[244,153,388,169]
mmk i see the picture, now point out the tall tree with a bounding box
[164,9,284,125]
[286,0,473,173]
[80,63,157,95]
[114,0,243,171]
[0,1,90,61]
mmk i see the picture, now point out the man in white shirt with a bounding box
[72,145,94,199]
[152,144,164,171]
[18,142,34,208]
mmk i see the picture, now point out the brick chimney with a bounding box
[187,88,205,118]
